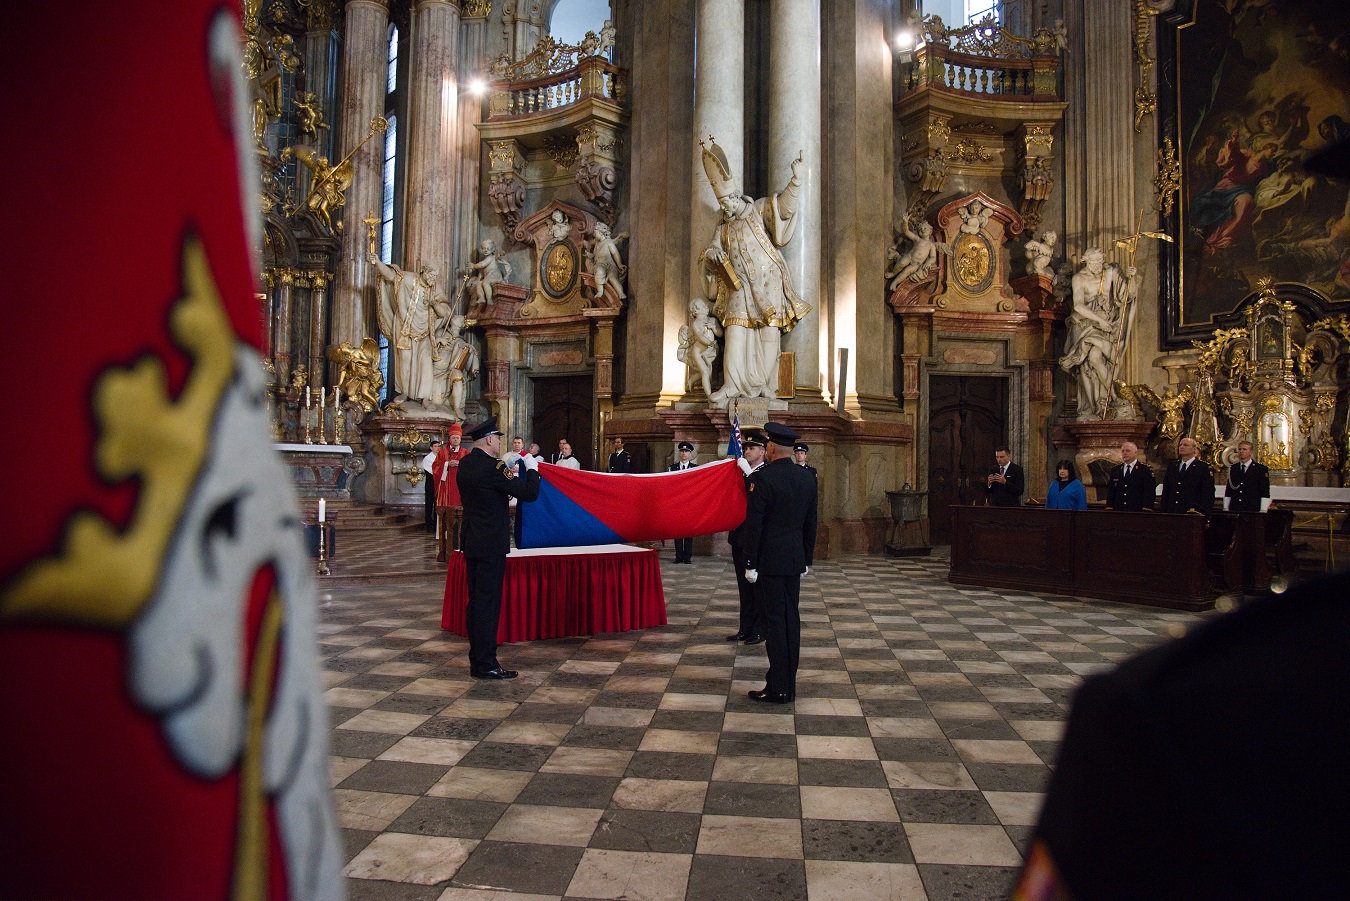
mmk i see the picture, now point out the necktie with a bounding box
[1124,464,1131,477]
[1243,463,1248,473]
[1181,461,1188,473]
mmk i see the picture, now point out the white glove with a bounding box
[736,457,753,476]
[745,568,758,584]
[802,566,811,576]
[522,453,539,472]
[1260,497,1271,512]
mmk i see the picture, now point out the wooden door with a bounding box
[531,375,594,470]
[928,375,1007,544]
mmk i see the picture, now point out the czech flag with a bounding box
[726,415,743,458]
[518,459,748,549]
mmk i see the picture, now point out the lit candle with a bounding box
[318,498,326,522]
[306,386,312,409]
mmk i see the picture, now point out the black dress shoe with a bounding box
[743,633,765,645]
[726,632,749,642]
[748,689,791,704]
[471,667,518,680]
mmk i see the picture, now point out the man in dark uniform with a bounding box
[457,416,541,679]
[727,428,768,645]
[1161,436,1215,514]
[607,436,633,473]
[1226,440,1271,512]
[985,445,1024,506]
[792,441,816,477]
[669,441,697,563]
[1106,440,1156,511]
[742,422,818,704]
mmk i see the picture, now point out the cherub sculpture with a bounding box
[958,198,993,235]
[584,222,628,300]
[677,297,722,399]
[1025,230,1058,278]
[294,91,329,139]
[327,338,384,412]
[461,238,511,307]
[886,220,951,290]
[1118,383,1194,441]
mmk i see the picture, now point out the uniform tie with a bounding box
[1124,464,1131,477]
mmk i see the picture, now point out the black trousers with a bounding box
[423,472,436,531]
[674,537,692,562]
[732,547,759,636]
[464,554,507,673]
[755,574,801,697]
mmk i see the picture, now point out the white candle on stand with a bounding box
[318,498,326,522]
[333,386,340,408]
[306,386,312,409]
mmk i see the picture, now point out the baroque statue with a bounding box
[584,222,628,300]
[698,138,811,407]
[887,220,950,290]
[1024,230,1058,278]
[327,338,384,412]
[677,297,721,399]
[1059,248,1139,420]
[461,238,511,307]
[431,315,478,421]
[369,254,453,404]
[282,145,351,234]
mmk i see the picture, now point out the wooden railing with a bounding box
[487,56,624,121]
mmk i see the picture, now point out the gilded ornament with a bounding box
[952,233,991,289]
[948,139,993,163]
[1154,137,1182,217]
[543,242,578,297]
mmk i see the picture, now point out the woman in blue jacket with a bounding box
[1046,459,1087,510]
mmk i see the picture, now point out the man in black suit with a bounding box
[1106,440,1156,511]
[669,441,697,563]
[741,422,818,704]
[985,445,1024,506]
[1161,437,1215,514]
[457,416,541,680]
[1226,440,1271,513]
[727,428,768,645]
[607,436,633,473]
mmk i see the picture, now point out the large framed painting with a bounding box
[1158,0,1350,345]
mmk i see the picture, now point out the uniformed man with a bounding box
[792,441,817,478]
[607,436,633,473]
[742,422,818,703]
[669,441,697,563]
[457,416,541,679]
[727,428,768,644]
[1106,440,1156,511]
[1225,440,1271,513]
[1161,437,1215,514]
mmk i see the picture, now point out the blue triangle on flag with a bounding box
[517,477,625,548]
[726,414,742,458]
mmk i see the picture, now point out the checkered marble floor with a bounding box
[322,552,1209,901]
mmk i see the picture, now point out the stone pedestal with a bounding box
[352,415,456,507]
[1061,420,1156,501]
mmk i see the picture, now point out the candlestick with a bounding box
[306,386,312,409]
[316,518,331,576]
[319,498,326,522]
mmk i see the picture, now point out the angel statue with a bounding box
[461,238,511,307]
[677,297,721,399]
[1060,248,1138,420]
[584,222,628,300]
[1115,382,1194,440]
[887,220,951,290]
[327,338,384,412]
[282,145,352,234]
[1025,230,1058,278]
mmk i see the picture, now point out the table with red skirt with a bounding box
[441,544,668,642]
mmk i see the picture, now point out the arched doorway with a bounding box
[928,375,1007,543]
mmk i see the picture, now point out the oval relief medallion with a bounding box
[952,232,994,294]
[542,240,578,299]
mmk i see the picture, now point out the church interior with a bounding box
[8,0,1348,898]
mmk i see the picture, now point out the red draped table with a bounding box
[441,544,667,641]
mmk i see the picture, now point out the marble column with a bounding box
[303,0,339,161]
[274,268,295,383]
[618,0,694,408]
[822,0,895,415]
[332,0,389,349]
[403,0,460,276]
[688,0,744,399]
[769,0,822,402]
[308,271,330,389]
[453,12,488,285]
